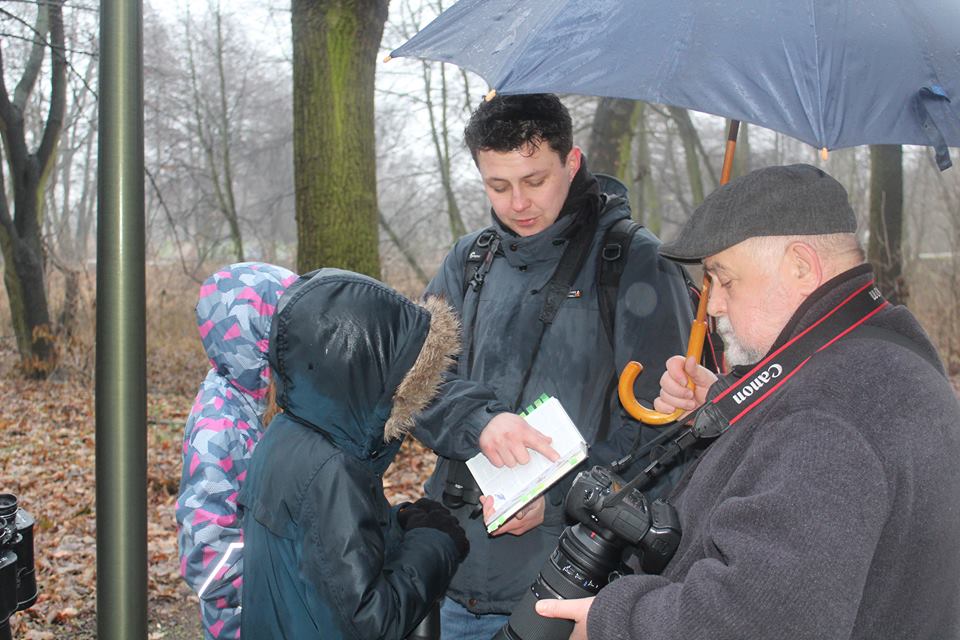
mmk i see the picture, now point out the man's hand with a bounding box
[535,596,593,640]
[653,355,717,420]
[478,413,560,467]
[480,495,544,536]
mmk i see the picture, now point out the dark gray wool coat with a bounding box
[589,265,960,640]
[413,166,695,614]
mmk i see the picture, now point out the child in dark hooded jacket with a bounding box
[239,268,469,640]
[176,262,297,639]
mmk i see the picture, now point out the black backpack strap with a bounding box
[598,218,723,374]
[512,215,599,408]
[538,217,598,325]
[598,217,641,348]
[461,228,500,298]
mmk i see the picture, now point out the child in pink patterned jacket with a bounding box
[176,262,297,639]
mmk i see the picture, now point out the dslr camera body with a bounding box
[494,466,680,640]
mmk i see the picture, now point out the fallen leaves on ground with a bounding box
[0,338,436,638]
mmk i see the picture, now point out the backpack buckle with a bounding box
[476,232,495,248]
[601,244,622,261]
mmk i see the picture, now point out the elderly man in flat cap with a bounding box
[536,163,960,640]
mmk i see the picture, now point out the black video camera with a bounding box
[1,493,37,640]
[493,466,680,640]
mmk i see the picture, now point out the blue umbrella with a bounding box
[390,0,960,423]
[389,0,960,170]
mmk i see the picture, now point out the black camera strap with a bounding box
[695,280,887,436]
[608,280,889,504]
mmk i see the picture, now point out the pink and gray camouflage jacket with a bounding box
[176,262,296,640]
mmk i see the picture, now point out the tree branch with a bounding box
[37,0,67,172]
[12,1,50,110]
[0,38,16,131]
[380,209,429,286]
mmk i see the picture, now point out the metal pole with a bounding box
[96,0,147,637]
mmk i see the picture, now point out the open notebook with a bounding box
[467,395,588,533]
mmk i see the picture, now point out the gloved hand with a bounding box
[398,498,469,560]
[397,497,449,528]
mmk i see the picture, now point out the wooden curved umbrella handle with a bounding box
[619,120,733,426]
[618,277,711,425]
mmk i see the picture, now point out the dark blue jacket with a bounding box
[239,269,462,639]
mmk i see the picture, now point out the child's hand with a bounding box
[399,499,469,560]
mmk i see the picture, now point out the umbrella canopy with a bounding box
[390,0,960,169]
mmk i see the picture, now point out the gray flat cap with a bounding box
[659,163,857,262]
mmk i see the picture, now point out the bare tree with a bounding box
[184,1,245,261]
[44,24,98,340]
[421,57,468,241]
[142,2,296,277]
[376,0,486,288]
[0,0,66,377]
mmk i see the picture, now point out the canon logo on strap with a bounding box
[732,363,783,405]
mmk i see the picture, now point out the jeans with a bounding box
[439,596,509,640]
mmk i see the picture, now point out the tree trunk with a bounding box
[293,0,387,276]
[868,145,906,306]
[588,97,638,183]
[632,103,662,231]
[668,106,706,206]
[0,0,66,377]
[213,6,244,262]
[56,267,81,342]
[0,217,57,376]
[732,121,751,180]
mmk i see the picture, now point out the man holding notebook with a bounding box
[413,93,693,639]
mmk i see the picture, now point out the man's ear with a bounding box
[786,241,823,295]
[566,146,582,181]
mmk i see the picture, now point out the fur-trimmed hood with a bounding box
[269,269,458,472]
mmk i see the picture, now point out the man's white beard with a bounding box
[716,316,766,367]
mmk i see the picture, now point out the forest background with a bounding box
[1,0,958,637]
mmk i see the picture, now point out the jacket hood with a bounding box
[195,262,297,401]
[269,269,459,464]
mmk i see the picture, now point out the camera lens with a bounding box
[0,494,16,522]
[494,524,625,640]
